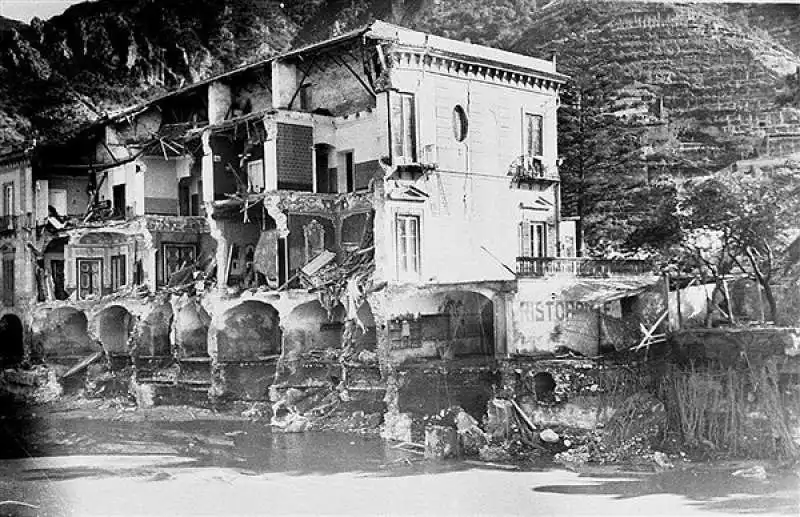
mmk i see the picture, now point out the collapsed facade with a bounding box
[0,22,659,440]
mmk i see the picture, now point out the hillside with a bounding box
[0,0,302,148]
[0,0,797,167]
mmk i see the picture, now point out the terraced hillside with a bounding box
[515,1,800,156]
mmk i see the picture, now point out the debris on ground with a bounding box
[0,366,63,403]
[424,425,460,459]
[540,428,560,443]
[732,465,768,481]
[240,402,270,421]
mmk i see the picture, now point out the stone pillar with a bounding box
[208,81,232,125]
[493,292,509,358]
[200,130,215,205]
[272,60,298,109]
[504,291,515,356]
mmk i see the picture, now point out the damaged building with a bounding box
[0,22,659,440]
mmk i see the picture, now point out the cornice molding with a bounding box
[387,48,564,93]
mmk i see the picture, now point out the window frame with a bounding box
[523,112,544,159]
[247,159,265,192]
[395,212,422,281]
[519,221,548,258]
[111,254,127,291]
[391,92,418,164]
[339,150,355,193]
[2,183,13,217]
[161,243,197,285]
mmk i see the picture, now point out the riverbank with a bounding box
[0,398,797,517]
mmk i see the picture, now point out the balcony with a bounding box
[516,257,652,277]
[508,156,559,187]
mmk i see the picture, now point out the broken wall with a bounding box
[302,52,377,116]
[500,358,653,430]
[385,290,495,363]
[287,215,336,271]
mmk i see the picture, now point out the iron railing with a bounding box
[516,256,651,277]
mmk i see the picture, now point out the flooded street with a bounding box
[0,406,797,516]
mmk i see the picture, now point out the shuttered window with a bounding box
[519,221,547,258]
[396,214,420,279]
[391,93,417,162]
[525,113,543,157]
[111,255,127,291]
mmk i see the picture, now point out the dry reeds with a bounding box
[660,359,798,460]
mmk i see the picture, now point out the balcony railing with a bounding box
[516,257,652,277]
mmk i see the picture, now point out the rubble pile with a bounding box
[554,392,669,468]
[0,366,63,404]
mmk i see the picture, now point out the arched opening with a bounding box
[134,302,173,357]
[34,307,94,358]
[95,306,133,356]
[0,314,24,365]
[283,300,345,356]
[531,372,556,403]
[216,301,280,361]
[174,298,211,358]
[388,290,495,360]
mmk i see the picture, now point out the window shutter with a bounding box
[519,222,532,256]
[391,94,404,159]
[402,94,416,161]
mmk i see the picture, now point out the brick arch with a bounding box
[214,301,281,361]
[283,300,345,356]
[94,305,134,356]
[32,307,95,359]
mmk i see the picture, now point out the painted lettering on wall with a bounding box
[518,300,603,323]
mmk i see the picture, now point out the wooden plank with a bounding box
[60,351,103,379]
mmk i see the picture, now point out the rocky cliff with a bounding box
[0,0,304,147]
[0,0,797,167]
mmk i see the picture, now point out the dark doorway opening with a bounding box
[315,144,336,194]
[112,184,126,218]
[532,372,556,403]
[0,314,24,366]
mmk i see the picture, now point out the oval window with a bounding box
[452,105,468,142]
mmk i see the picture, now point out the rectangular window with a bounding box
[342,151,355,193]
[247,159,265,192]
[396,214,421,279]
[162,244,196,285]
[111,255,127,291]
[3,183,13,217]
[519,221,547,258]
[525,113,543,157]
[391,93,417,162]
[2,256,14,306]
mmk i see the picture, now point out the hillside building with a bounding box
[0,22,655,436]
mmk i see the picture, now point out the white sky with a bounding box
[0,0,87,23]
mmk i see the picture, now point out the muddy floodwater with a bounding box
[0,406,797,516]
